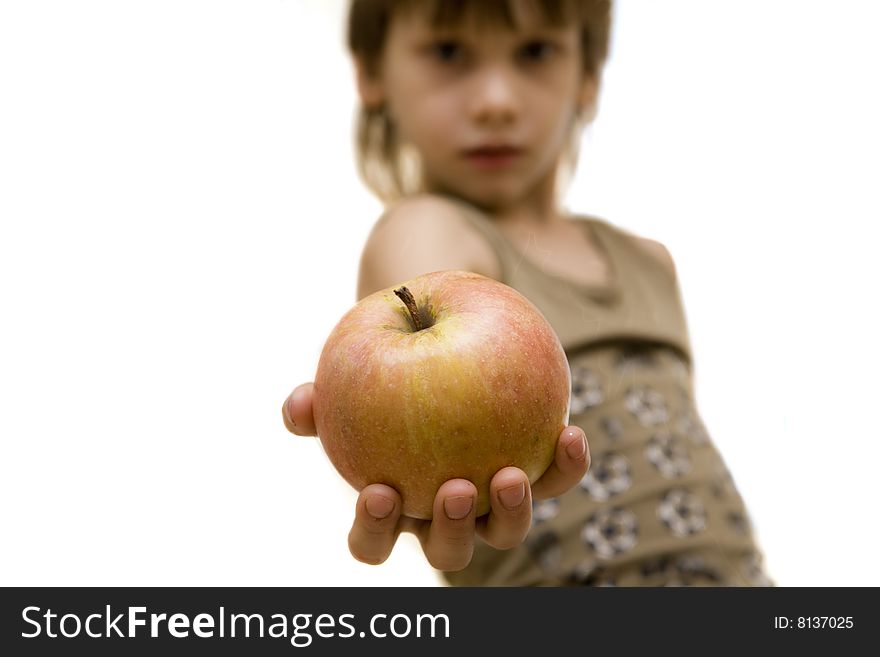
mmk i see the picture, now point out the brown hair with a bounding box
[347,0,613,204]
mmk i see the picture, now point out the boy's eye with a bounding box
[429,40,465,63]
[518,40,556,62]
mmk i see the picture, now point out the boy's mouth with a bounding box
[462,145,523,168]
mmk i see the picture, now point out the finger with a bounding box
[475,467,532,550]
[347,484,403,565]
[281,383,317,436]
[530,425,590,500]
[422,479,477,572]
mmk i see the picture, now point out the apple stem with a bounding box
[394,286,428,332]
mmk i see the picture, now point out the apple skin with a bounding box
[312,270,571,520]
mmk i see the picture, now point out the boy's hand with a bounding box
[282,382,590,572]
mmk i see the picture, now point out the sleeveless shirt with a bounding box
[439,197,772,587]
[446,197,692,358]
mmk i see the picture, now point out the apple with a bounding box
[312,270,571,519]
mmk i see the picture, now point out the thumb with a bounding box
[282,383,318,436]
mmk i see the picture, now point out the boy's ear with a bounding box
[354,59,385,109]
[577,73,600,123]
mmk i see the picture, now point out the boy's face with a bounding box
[358,1,596,210]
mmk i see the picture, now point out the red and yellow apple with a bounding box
[312,270,571,519]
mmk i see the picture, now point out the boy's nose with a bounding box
[469,68,520,126]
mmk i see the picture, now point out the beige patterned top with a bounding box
[440,198,771,587]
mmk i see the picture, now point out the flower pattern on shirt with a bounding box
[726,510,751,536]
[645,431,692,478]
[625,384,669,427]
[446,343,772,587]
[570,364,604,414]
[657,488,707,537]
[581,507,639,559]
[579,452,632,501]
[531,498,561,526]
[527,530,562,573]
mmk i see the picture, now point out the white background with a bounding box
[1,0,878,586]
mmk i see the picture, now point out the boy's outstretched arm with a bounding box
[284,194,589,571]
[282,382,589,572]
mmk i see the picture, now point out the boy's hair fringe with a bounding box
[347,0,613,205]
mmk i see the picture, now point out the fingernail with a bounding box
[499,482,525,510]
[444,496,473,520]
[283,397,296,427]
[566,433,586,460]
[285,387,305,427]
[366,495,395,519]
